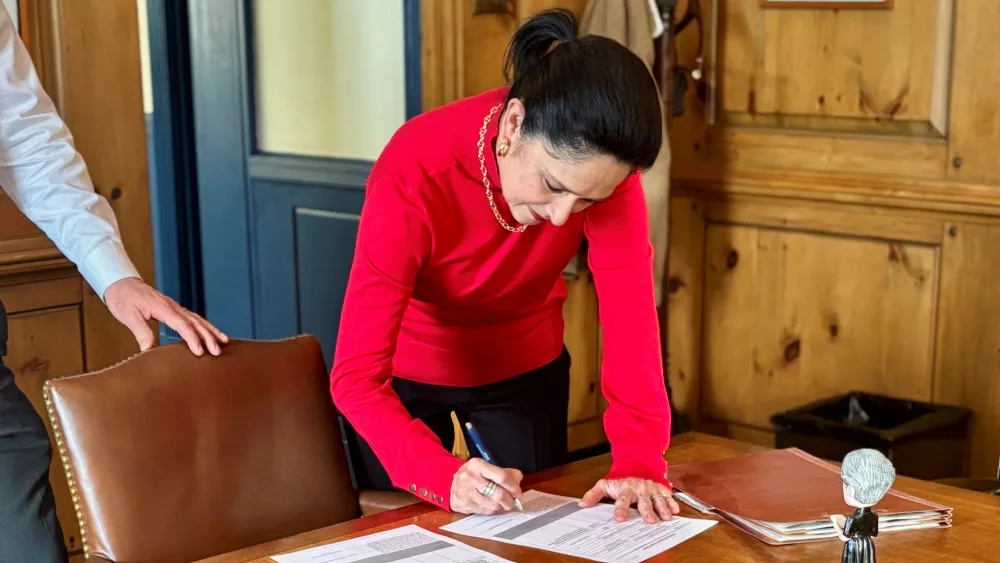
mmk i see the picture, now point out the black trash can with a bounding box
[770,391,972,480]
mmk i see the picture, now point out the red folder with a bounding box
[668,448,952,545]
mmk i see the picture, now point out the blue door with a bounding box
[185,0,421,365]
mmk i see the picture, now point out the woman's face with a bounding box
[495,99,631,228]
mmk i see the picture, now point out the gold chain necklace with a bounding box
[477,104,526,233]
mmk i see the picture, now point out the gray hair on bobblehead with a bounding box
[841,449,896,506]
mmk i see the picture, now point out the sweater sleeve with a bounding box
[330,176,464,510]
[583,172,672,488]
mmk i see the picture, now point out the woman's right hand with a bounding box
[450,458,524,515]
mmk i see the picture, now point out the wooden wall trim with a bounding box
[701,198,943,245]
[0,258,75,285]
[929,0,955,136]
[0,249,65,269]
[0,234,56,257]
[946,0,1000,185]
[0,275,81,313]
[0,236,67,279]
[700,130,949,180]
[674,167,1000,218]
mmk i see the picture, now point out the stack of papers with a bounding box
[271,524,514,563]
[668,448,952,545]
[441,490,716,562]
[272,490,717,563]
[675,490,949,544]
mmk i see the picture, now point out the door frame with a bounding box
[147,0,422,338]
[146,0,203,343]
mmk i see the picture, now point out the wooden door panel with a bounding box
[294,208,361,367]
[702,224,937,429]
[933,221,1000,478]
[8,306,85,554]
[947,0,1000,184]
[250,178,365,366]
[719,0,948,133]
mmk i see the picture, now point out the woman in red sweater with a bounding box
[331,8,676,524]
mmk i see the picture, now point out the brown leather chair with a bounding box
[935,456,1000,496]
[43,336,416,563]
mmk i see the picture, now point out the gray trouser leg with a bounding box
[0,300,67,563]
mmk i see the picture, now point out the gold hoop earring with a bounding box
[497,138,510,157]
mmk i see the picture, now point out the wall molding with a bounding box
[674,167,1000,218]
[249,155,371,189]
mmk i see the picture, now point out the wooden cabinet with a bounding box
[668,0,1000,477]
[933,222,1000,482]
[1,193,88,552]
[4,291,85,554]
[0,233,87,552]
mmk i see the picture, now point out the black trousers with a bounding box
[0,300,67,563]
[348,347,571,491]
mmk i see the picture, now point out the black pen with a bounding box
[465,421,524,512]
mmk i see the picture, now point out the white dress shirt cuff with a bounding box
[77,238,142,301]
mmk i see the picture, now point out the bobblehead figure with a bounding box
[831,449,896,563]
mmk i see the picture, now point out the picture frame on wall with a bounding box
[760,0,893,8]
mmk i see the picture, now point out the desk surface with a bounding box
[197,433,1000,563]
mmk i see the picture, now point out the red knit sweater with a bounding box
[330,87,671,511]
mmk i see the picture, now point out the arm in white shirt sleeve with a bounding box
[0,3,140,300]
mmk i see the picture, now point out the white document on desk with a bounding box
[270,524,513,563]
[440,490,717,563]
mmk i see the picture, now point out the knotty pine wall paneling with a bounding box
[667,0,1000,478]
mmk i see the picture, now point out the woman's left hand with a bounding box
[578,477,680,524]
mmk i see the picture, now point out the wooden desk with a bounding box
[197,433,1000,563]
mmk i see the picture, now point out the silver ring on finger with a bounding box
[651,492,670,501]
[480,480,498,498]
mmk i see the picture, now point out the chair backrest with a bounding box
[44,336,359,562]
